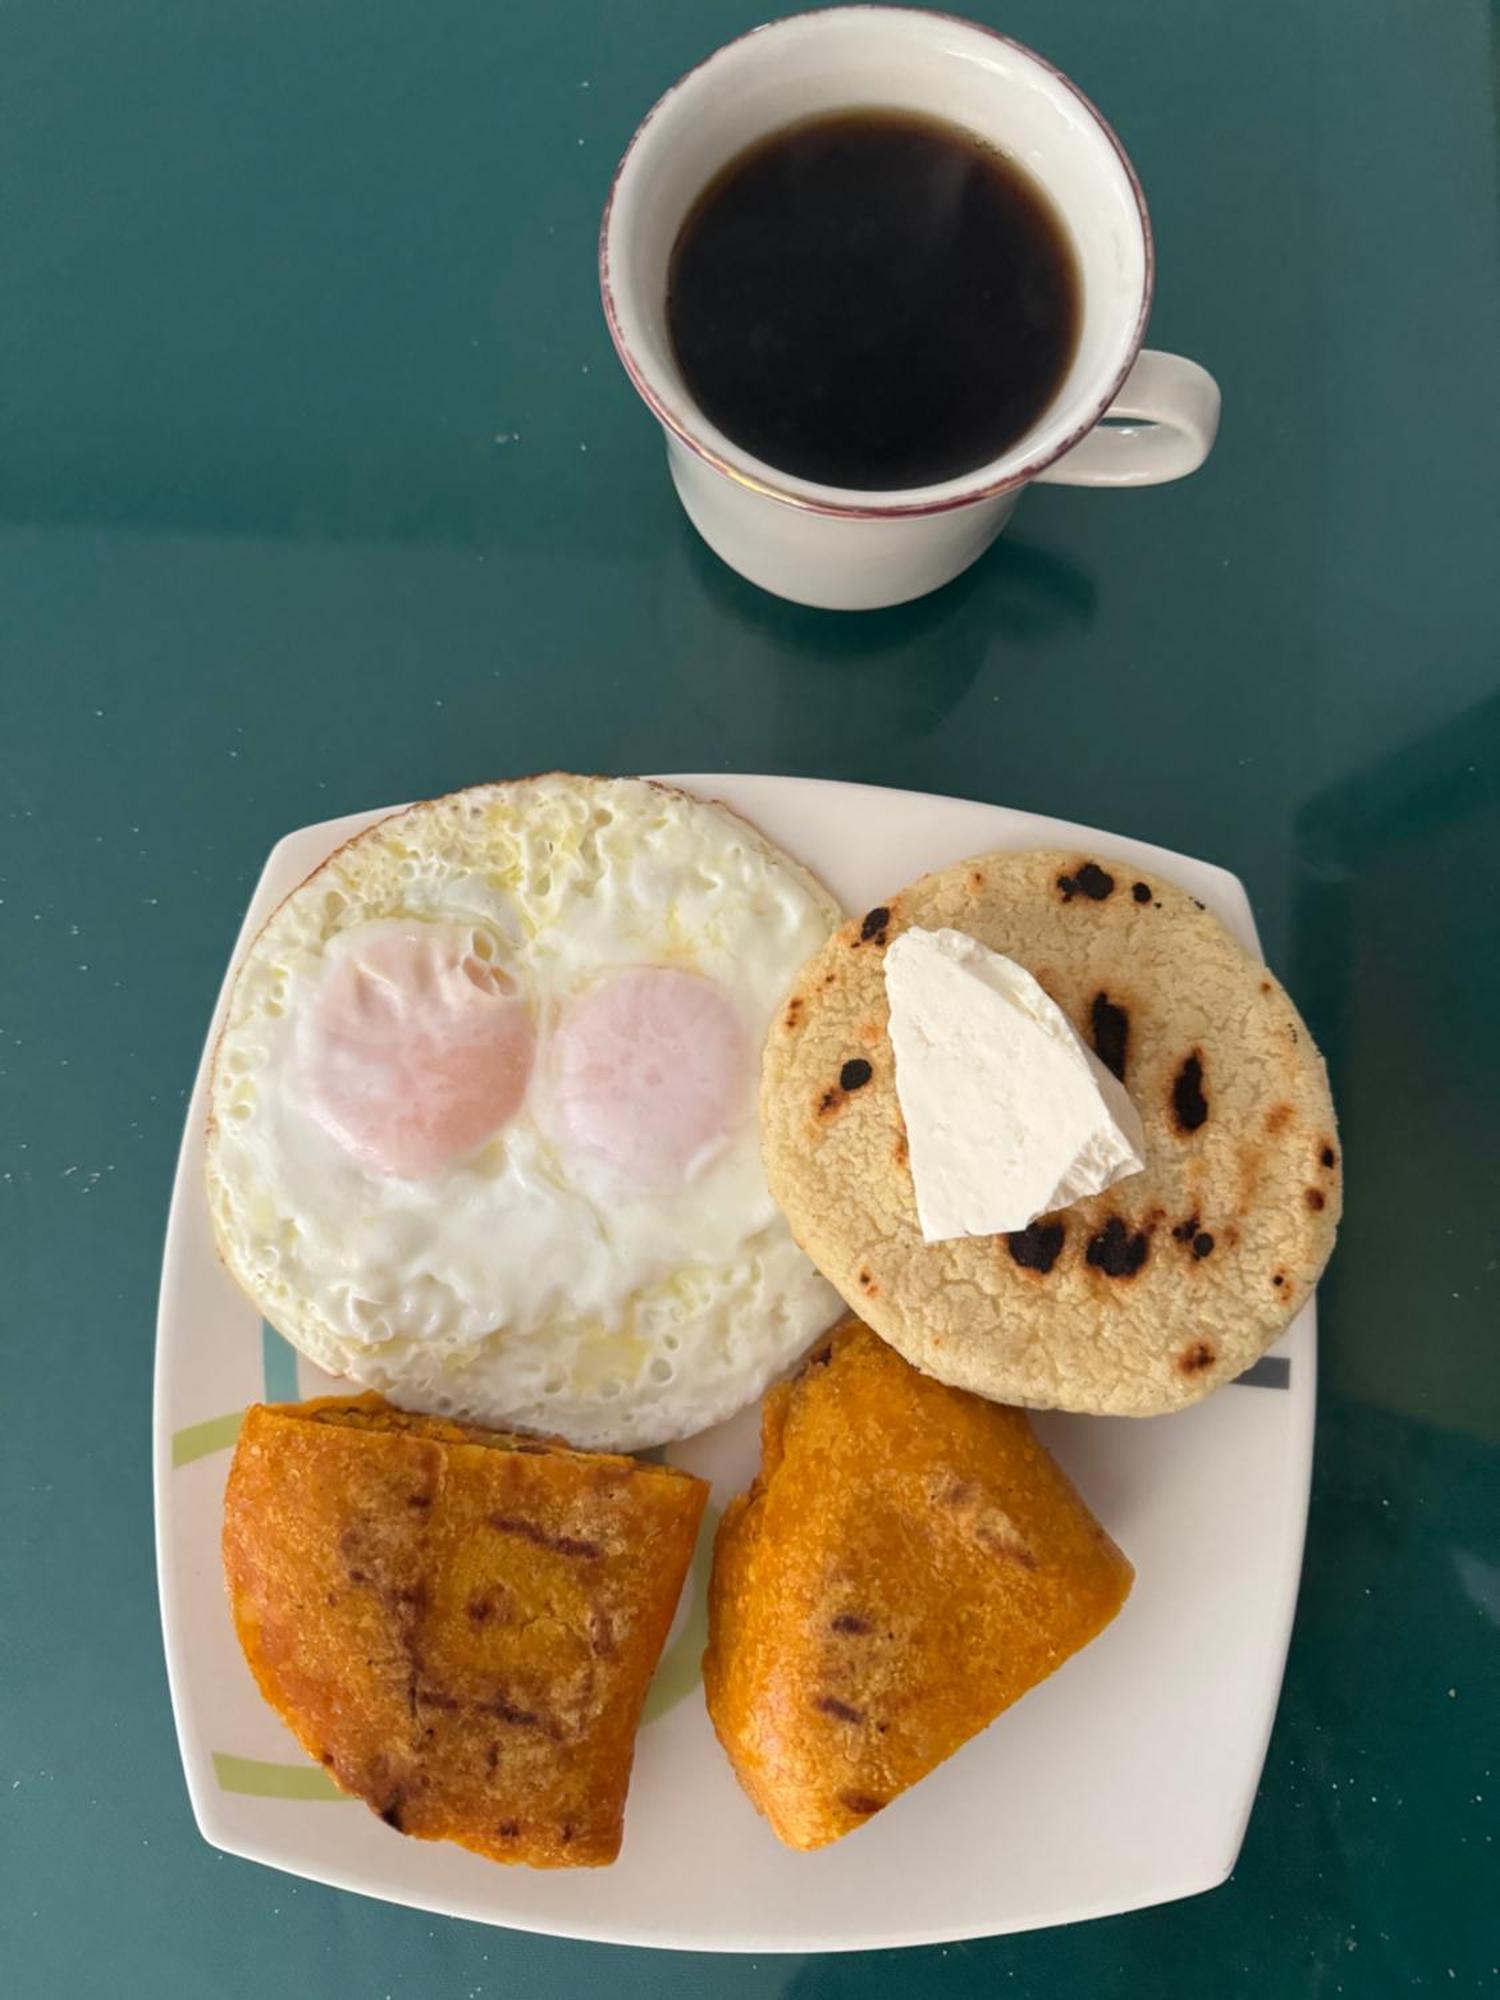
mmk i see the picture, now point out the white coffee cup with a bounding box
[601,6,1220,611]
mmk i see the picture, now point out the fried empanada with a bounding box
[704,1319,1132,1849]
[223,1393,707,1867]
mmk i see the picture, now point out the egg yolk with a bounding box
[296,923,533,1179]
[550,967,746,1185]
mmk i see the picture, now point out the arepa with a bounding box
[761,849,1340,1415]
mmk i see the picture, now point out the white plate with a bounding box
[154,775,1315,1952]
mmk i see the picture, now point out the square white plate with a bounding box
[154,775,1314,1952]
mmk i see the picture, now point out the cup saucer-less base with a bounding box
[154,776,1314,1952]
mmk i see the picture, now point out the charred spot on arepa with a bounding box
[1132,881,1152,904]
[1265,1101,1293,1135]
[1007,1220,1066,1274]
[1320,1143,1338,1170]
[1056,861,1115,903]
[853,905,891,948]
[1089,991,1130,1082]
[1086,1216,1150,1278]
[1172,1051,1209,1133]
[820,1056,875,1118]
[1178,1340,1216,1374]
[1306,1187,1326,1211]
[783,994,804,1031]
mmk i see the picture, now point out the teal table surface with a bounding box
[3,0,1497,1992]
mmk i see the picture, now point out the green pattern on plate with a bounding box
[170,1411,244,1468]
[170,1319,298,1468]
[212,1753,349,1802]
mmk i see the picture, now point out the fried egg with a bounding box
[207,776,844,1450]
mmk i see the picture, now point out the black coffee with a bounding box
[666,109,1081,491]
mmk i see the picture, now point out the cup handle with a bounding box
[1034,351,1221,487]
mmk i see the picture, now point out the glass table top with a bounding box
[1,0,1495,1992]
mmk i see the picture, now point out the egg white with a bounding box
[207,776,843,1449]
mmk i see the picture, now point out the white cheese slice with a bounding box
[884,926,1146,1244]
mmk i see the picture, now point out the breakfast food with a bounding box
[883,924,1146,1238]
[761,849,1340,1414]
[207,775,843,1450]
[222,1393,708,1867]
[704,1319,1132,1849]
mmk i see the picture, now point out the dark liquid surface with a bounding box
[667,109,1081,492]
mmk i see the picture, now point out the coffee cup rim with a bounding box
[599,6,1156,521]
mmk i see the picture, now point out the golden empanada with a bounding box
[223,1393,706,1866]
